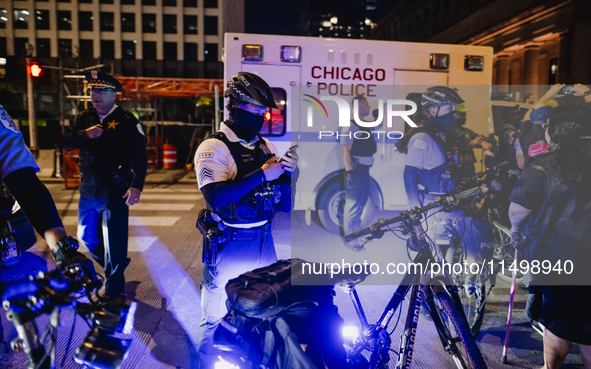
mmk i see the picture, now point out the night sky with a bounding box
[244,0,399,37]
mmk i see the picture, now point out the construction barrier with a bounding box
[163,142,177,169]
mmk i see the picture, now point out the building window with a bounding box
[204,43,217,61]
[13,10,30,30]
[0,9,7,29]
[121,13,135,32]
[57,0,70,3]
[78,0,92,3]
[143,41,156,60]
[163,14,177,34]
[99,0,113,4]
[122,40,135,60]
[163,42,177,61]
[36,38,50,57]
[183,0,197,7]
[35,10,50,30]
[204,0,217,8]
[79,39,93,58]
[58,39,72,57]
[57,11,72,30]
[204,16,217,35]
[183,15,197,34]
[121,0,134,4]
[100,40,114,59]
[100,12,114,32]
[0,38,6,57]
[78,11,93,31]
[163,0,176,6]
[142,0,156,5]
[14,38,29,57]
[142,14,156,33]
[184,43,197,61]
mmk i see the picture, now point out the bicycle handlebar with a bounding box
[345,186,483,242]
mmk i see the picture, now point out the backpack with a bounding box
[225,259,334,319]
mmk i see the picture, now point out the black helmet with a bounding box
[421,86,464,111]
[225,72,277,109]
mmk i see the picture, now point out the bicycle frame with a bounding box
[343,211,468,369]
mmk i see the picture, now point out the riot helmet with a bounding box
[225,72,277,109]
[421,86,465,113]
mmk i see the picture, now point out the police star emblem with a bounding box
[107,120,119,129]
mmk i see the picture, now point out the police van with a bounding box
[223,33,494,234]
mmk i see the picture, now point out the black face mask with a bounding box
[231,108,265,142]
[455,116,467,126]
[426,111,456,132]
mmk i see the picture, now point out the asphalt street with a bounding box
[0,171,586,369]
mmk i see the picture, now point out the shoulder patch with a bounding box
[197,150,214,162]
[413,139,427,149]
[0,107,19,133]
[199,166,214,183]
[136,123,145,136]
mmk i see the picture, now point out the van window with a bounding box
[260,88,287,137]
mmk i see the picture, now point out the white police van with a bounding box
[223,33,494,234]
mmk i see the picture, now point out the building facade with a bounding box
[0,0,244,78]
[371,0,591,100]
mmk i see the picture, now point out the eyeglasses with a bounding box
[238,103,268,116]
[88,88,116,95]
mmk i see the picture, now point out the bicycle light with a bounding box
[74,326,132,369]
[215,355,241,369]
[342,325,359,339]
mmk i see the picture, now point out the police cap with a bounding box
[85,70,122,91]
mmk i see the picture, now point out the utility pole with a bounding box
[25,43,39,158]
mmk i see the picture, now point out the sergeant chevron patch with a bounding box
[199,167,214,183]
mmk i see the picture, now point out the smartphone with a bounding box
[560,85,574,95]
[278,143,298,162]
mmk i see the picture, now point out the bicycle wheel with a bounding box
[428,281,488,369]
[445,243,487,339]
[491,222,523,285]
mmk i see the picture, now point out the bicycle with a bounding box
[442,169,524,338]
[2,264,137,369]
[343,186,488,369]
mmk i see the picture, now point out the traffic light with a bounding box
[27,61,43,77]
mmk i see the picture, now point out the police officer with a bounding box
[448,103,493,179]
[341,95,376,250]
[0,104,90,269]
[397,86,464,209]
[194,71,298,367]
[61,71,147,298]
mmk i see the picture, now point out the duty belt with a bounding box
[224,222,273,240]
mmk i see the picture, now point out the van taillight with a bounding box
[464,55,484,71]
[430,54,449,70]
[242,45,263,61]
[280,46,301,62]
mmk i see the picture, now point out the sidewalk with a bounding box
[36,149,198,186]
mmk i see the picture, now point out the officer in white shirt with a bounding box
[194,72,298,368]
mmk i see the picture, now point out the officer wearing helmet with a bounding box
[397,86,465,209]
[194,71,298,367]
[396,87,492,265]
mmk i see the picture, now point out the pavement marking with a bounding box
[62,216,181,226]
[55,203,195,211]
[62,193,203,201]
[77,236,158,253]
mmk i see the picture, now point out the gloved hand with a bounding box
[510,231,529,260]
[51,237,96,276]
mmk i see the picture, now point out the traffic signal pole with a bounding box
[26,57,39,158]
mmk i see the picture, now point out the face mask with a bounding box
[427,111,456,132]
[232,108,265,141]
[455,116,467,126]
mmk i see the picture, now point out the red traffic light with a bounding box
[27,62,43,77]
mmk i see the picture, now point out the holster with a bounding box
[196,209,227,265]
